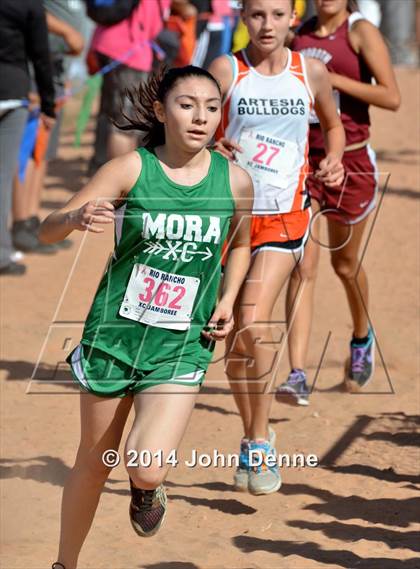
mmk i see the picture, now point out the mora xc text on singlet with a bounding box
[73,148,234,378]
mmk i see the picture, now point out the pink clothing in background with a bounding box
[91,0,171,72]
[209,0,232,24]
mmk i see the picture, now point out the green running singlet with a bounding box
[68,147,235,396]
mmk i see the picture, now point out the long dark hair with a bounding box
[115,66,222,147]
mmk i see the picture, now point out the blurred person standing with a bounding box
[417,0,420,64]
[0,0,55,275]
[378,0,417,66]
[11,0,85,255]
[88,0,171,159]
[191,0,233,68]
[168,0,198,66]
[87,0,197,175]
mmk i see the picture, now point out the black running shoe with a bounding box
[129,480,167,537]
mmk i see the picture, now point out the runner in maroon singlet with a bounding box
[276,0,401,400]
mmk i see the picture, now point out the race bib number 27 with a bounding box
[119,264,200,331]
[236,129,299,189]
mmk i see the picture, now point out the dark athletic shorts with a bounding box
[307,145,378,225]
[96,52,149,130]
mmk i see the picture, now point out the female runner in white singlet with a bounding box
[209,0,345,495]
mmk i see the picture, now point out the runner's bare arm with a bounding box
[208,56,244,160]
[39,152,141,244]
[330,20,401,110]
[306,57,346,187]
[221,163,253,305]
[202,164,253,341]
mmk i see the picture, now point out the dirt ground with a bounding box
[1,68,419,569]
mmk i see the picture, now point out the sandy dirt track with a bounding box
[1,68,419,569]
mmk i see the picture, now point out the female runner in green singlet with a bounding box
[40,66,253,569]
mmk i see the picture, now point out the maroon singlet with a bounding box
[292,12,372,149]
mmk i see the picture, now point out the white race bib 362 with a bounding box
[119,263,200,331]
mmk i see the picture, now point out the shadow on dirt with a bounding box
[233,535,420,568]
[287,519,420,553]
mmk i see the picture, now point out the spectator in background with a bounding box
[169,0,198,66]
[191,0,233,68]
[358,0,418,65]
[87,0,198,176]
[0,0,55,276]
[88,0,171,160]
[11,0,85,255]
[417,0,420,64]
[377,0,417,66]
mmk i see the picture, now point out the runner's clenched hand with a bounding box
[202,299,234,341]
[315,153,345,187]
